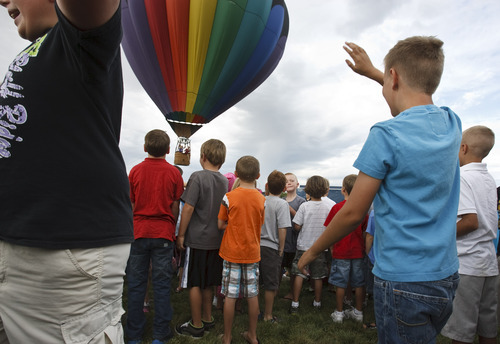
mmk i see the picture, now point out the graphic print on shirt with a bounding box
[0,34,46,158]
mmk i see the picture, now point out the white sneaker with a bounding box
[330,310,344,323]
[344,307,363,322]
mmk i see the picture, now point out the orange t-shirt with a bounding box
[218,188,266,263]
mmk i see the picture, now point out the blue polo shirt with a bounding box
[354,105,461,282]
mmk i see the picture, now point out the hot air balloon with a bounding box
[122,0,289,165]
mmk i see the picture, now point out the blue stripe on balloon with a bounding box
[207,4,285,121]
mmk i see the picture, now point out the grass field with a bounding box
[122,273,488,344]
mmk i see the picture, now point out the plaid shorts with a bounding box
[220,260,259,298]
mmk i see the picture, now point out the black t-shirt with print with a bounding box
[0,4,133,249]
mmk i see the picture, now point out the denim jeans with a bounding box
[126,238,174,341]
[374,272,459,344]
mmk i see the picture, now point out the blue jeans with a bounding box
[374,272,459,344]
[126,238,174,341]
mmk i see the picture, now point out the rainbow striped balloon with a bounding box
[122,0,289,139]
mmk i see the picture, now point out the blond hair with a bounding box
[200,139,226,168]
[384,36,444,95]
[462,125,495,159]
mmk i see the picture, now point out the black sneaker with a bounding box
[175,321,204,339]
[288,306,299,315]
[202,317,215,332]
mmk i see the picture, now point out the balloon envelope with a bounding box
[122,0,289,138]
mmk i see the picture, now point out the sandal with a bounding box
[363,322,377,330]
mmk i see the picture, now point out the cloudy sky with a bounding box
[1,0,499,189]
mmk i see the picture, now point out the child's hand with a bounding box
[297,249,318,276]
[176,235,185,251]
[343,42,383,85]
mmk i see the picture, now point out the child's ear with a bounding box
[143,144,147,153]
[390,68,399,90]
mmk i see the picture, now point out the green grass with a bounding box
[123,275,489,344]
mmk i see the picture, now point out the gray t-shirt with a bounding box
[261,195,291,250]
[284,195,306,252]
[182,169,228,250]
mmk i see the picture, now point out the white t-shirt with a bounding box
[456,163,498,276]
[293,201,331,251]
[321,196,336,210]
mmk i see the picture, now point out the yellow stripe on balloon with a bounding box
[185,0,217,114]
[185,112,196,123]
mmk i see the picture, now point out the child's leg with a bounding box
[189,287,203,327]
[201,287,214,322]
[292,275,304,302]
[223,297,236,344]
[336,287,345,312]
[246,296,259,342]
[313,279,323,303]
[345,281,353,304]
[354,286,364,312]
[283,274,295,300]
[264,289,276,320]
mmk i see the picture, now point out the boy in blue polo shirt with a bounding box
[299,36,461,343]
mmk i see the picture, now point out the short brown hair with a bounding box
[384,36,444,95]
[144,129,170,157]
[342,174,357,195]
[267,170,286,195]
[462,125,495,159]
[200,139,226,167]
[235,156,260,183]
[304,175,328,199]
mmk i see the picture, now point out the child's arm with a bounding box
[278,227,286,256]
[218,219,227,231]
[293,223,302,231]
[171,200,180,227]
[456,213,479,237]
[365,232,374,255]
[298,172,380,272]
[289,205,297,218]
[57,0,121,30]
[176,203,195,250]
[343,42,384,86]
[218,201,228,231]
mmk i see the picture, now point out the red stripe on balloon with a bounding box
[144,0,179,111]
[166,0,189,111]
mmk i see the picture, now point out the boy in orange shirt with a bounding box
[218,156,266,344]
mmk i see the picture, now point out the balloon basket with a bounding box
[174,137,191,166]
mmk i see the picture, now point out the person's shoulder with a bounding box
[296,195,306,203]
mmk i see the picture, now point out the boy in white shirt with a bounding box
[442,125,498,344]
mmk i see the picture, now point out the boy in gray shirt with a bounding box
[260,170,291,322]
[176,139,228,339]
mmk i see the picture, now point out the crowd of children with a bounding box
[121,36,499,344]
[0,2,496,341]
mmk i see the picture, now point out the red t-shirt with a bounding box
[324,200,368,259]
[129,158,184,240]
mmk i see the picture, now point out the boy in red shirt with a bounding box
[218,156,266,344]
[127,130,184,344]
[324,174,368,324]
